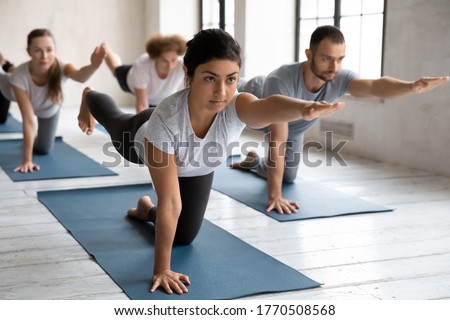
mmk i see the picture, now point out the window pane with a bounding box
[297,0,384,74]
[301,0,334,18]
[300,20,320,55]
[319,17,335,26]
[299,18,334,58]
[201,0,234,35]
[360,14,383,78]
[202,0,220,29]
[340,16,362,73]
[300,0,318,19]
[362,0,384,14]
[341,0,362,16]
[225,0,234,36]
[318,0,335,17]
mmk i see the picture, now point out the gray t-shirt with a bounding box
[262,62,359,135]
[142,88,246,177]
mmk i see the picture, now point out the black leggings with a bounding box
[0,91,10,124]
[86,91,213,245]
[86,91,152,164]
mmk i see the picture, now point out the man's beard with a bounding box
[310,59,336,82]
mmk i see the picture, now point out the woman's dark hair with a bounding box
[309,25,345,51]
[27,28,63,105]
[183,29,241,82]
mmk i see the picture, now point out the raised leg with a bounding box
[102,43,123,76]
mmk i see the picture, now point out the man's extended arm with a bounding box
[347,76,449,99]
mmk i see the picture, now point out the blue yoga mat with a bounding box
[212,159,393,222]
[95,123,107,133]
[0,136,117,181]
[37,183,320,300]
[0,113,22,133]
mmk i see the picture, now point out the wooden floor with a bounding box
[1,105,450,300]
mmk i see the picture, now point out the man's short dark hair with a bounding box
[310,25,345,51]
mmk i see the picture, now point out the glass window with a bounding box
[341,0,362,16]
[201,0,234,36]
[299,18,334,59]
[340,0,384,77]
[301,0,334,18]
[297,0,385,77]
[298,0,335,60]
[202,0,220,30]
[224,0,235,36]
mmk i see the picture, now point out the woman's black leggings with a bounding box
[86,91,213,245]
[0,91,10,124]
[86,91,151,164]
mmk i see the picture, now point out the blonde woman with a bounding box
[0,28,105,173]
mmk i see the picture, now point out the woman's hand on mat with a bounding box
[150,269,190,294]
[266,196,300,214]
[14,161,40,173]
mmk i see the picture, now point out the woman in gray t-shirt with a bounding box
[77,28,343,295]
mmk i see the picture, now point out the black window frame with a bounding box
[295,0,386,76]
[200,0,226,31]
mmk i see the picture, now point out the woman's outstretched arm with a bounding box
[64,45,106,83]
[235,92,344,129]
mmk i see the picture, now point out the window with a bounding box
[201,0,235,36]
[296,0,385,78]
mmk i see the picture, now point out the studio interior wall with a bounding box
[0,0,148,106]
[234,0,296,79]
[0,0,199,107]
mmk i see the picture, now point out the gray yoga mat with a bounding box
[212,158,393,222]
[37,183,321,300]
[0,113,22,133]
[0,136,117,181]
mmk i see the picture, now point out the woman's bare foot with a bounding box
[127,196,155,222]
[77,87,96,135]
[231,150,260,170]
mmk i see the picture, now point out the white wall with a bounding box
[305,0,450,177]
[0,0,199,107]
[0,0,148,106]
[144,0,199,41]
[234,0,296,79]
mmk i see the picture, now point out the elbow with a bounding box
[69,76,85,84]
[76,76,90,84]
[247,122,268,130]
